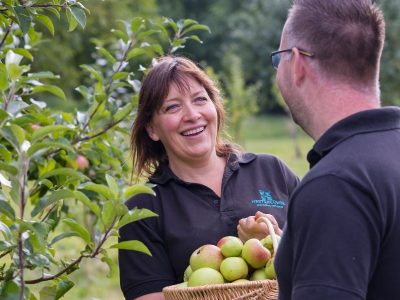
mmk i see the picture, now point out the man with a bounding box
[271,0,400,299]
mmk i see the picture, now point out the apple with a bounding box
[241,238,271,268]
[75,154,89,171]
[232,279,249,283]
[31,124,42,131]
[187,267,225,287]
[183,265,193,282]
[219,257,248,282]
[260,234,281,254]
[190,244,224,271]
[264,257,276,279]
[249,268,268,281]
[175,282,188,288]
[217,236,243,257]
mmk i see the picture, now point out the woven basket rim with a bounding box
[163,279,277,292]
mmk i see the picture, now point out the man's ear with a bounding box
[292,48,306,86]
[146,124,160,141]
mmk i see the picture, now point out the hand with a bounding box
[237,211,282,243]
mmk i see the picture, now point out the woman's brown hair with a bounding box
[130,56,235,179]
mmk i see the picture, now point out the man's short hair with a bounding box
[286,0,385,84]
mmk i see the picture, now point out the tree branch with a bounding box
[0,21,13,50]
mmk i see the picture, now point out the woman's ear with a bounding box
[146,124,160,141]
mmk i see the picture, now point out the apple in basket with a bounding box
[241,238,271,269]
[217,235,243,257]
[220,256,248,282]
[189,244,224,271]
[188,267,225,287]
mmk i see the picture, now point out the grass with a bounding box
[24,115,313,300]
[235,114,314,178]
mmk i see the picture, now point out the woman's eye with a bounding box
[164,104,180,112]
[195,96,208,103]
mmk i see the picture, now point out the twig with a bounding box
[0,21,13,50]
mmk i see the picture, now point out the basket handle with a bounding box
[256,216,279,255]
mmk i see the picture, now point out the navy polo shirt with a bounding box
[119,152,299,299]
[275,107,400,300]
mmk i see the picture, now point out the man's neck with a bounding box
[308,84,380,141]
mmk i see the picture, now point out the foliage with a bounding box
[221,53,260,142]
[0,1,209,299]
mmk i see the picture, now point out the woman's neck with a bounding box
[169,153,226,196]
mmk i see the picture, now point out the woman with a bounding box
[119,56,298,300]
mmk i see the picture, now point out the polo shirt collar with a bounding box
[307,106,400,168]
[149,152,257,185]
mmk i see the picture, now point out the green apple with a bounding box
[189,244,224,271]
[249,268,268,281]
[175,282,188,288]
[260,235,281,254]
[232,279,249,283]
[183,265,193,282]
[217,236,243,257]
[241,238,271,269]
[220,257,248,282]
[264,257,276,279]
[187,267,225,287]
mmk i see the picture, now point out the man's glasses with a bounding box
[270,48,314,70]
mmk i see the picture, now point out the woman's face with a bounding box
[146,76,219,165]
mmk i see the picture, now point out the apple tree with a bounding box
[0,1,209,299]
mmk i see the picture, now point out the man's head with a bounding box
[284,0,385,85]
[275,0,385,138]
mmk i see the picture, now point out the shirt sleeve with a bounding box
[287,175,380,300]
[118,194,176,300]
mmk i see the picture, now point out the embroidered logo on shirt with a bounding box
[251,190,286,208]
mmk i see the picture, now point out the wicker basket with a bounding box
[163,217,279,300]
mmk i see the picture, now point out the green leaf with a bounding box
[109,240,151,256]
[31,85,66,100]
[0,162,18,176]
[55,279,74,300]
[0,240,15,252]
[131,16,144,33]
[31,189,75,217]
[45,7,61,19]
[27,71,58,80]
[97,47,116,64]
[73,191,100,217]
[35,14,55,36]
[118,208,158,229]
[105,174,119,198]
[70,6,86,29]
[41,168,89,181]
[14,6,32,34]
[39,285,57,300]
[0,200,15,221]
[101,200,116,229]
[136,29,161,41]
[63,218,92,245]
[80,183,114,200]
[31,125,73,142]
[0,63,8,91]
[124,184,156,199]
[113,102,134,122]
[28,141,75,157]
[50,232,80,246]
[126,48,146,60]
[182,19,198,28]
[66,7,78,32]
[12,48,34,61]
[0,125,25,149]
[112,72,129,80]
[101,255,117,278]
[0,220,13,239]
[80,64,103,83]
[181,24,211,35]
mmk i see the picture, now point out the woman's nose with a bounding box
[182,104,201,121]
